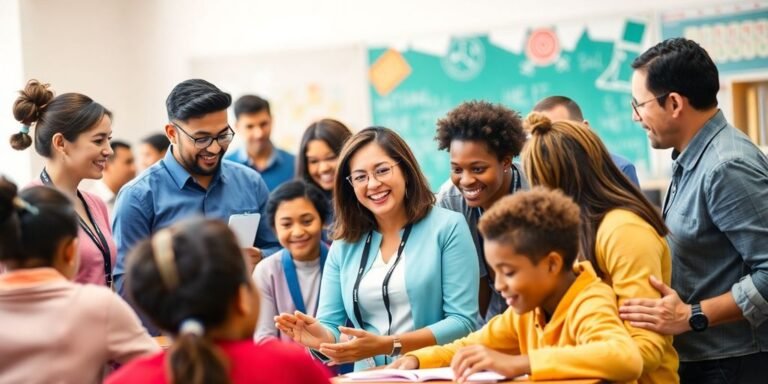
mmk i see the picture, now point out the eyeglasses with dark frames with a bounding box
[171,122,235,149]
[631,93,670,120]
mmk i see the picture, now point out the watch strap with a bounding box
[390,337,402,357]
[691,303,703,316]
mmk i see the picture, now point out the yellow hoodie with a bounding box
[408,263,643,383]
[595,209,679,384]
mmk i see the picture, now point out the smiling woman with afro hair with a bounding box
[434,100,528,324]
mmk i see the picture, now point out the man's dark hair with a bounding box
[109,140,131,161]
[532,96,584,121]
[234,95,270,119]
[632,38,719,110]
[166,79,232,122]
[141,133,170,152]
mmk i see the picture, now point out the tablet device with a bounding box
[228,213,261,248]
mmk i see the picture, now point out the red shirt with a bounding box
[106,339,331,384]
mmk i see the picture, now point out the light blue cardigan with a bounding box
[316,206,479,370]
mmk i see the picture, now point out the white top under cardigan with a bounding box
[357,249,415,339]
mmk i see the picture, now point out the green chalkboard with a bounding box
[368,21,649,190]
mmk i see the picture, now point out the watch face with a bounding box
[690,313,709,332]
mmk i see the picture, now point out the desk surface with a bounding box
[332,377,601,384]
[154,337,600,383]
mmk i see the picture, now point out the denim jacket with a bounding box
[663,110,768,361]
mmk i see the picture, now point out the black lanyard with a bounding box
[510,165,521,193]
[40,169,113,287]
[352,223,413,341]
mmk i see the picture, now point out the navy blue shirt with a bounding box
[225,144,296,191]
[112,147,280,294]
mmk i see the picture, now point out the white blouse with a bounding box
[357,249,415,338]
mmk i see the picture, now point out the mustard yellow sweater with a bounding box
[596,209,679,384]
[408,263,643,383]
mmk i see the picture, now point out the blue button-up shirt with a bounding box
[112,147,280,294]
[610,153,640,186]
[224,144,296,191]
[663,110,768,361]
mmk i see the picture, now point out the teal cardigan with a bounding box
[316,206,479,369]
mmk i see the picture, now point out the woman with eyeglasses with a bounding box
[295,119,353,239]
[10,79,118,288]
[276,127,479,371]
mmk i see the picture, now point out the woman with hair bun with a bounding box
[0,177,157,383]
[107,218,330,384]
[10,79,117,287]
[521,112,679,384]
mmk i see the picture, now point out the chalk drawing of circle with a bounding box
[441,37,485,81]
[526,28,560,66]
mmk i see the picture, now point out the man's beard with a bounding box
[186,151,223,176]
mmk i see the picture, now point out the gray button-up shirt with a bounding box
[435,163,528,324]
[663,110,768,361]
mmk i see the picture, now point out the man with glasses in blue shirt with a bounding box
[112,79,280,298]
[619,38,768,384]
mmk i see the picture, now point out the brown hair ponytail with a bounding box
[167,331,230,384]
[522,112,668,278]
[127,219,250,384]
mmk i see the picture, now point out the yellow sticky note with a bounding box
[369,49,412,96]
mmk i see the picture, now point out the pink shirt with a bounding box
[27,181,118,286]
[0,268,158,384]
[107,339,331,384]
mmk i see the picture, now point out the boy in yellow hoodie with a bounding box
[391,188,642,383]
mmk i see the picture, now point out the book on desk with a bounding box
[338,367,509,382]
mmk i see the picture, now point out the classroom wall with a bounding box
[0,0,28,184]
[2,0,747,184]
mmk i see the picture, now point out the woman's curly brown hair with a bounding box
[478,187,581,266]
[435,100,526,159]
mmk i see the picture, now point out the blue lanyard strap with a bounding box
[281,243,328,314]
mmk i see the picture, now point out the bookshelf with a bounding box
[732,81,768,152]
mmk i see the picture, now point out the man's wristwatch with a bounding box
[689,303,709,332]
[390,337,402,357]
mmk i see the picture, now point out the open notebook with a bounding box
[340,367,508,382]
